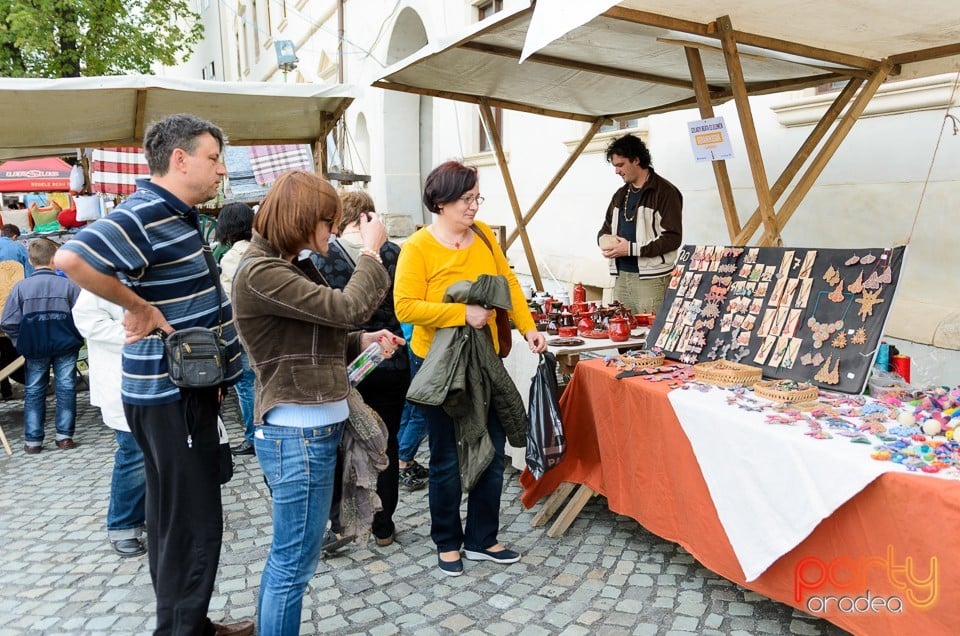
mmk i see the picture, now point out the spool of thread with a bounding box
[891,354,911,383]
[875,342,890,372]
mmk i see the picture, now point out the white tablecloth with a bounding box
[667,386,901,581]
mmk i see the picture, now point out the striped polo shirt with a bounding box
[60,180,242,405]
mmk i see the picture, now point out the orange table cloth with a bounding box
[520,359,958,636]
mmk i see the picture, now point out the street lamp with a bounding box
[275,40,298,81]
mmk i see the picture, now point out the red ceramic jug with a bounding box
[577,312,594,334]
[608,316,631,342]
[573,282,586,304]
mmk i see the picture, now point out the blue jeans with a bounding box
[410,353,507,553]
[23,353,77,445]
[255,421,344,636]
[235,350,256,443]
[107,430,147,539]
[397,400,429,463]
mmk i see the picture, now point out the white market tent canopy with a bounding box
[374,0,960,289]
[0,75,356,169]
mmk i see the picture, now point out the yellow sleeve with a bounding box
[394,229,469,358]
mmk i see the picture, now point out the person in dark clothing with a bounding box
[314,189,410,552]
[1,238,82,452]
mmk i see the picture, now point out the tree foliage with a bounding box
[0,0,204,78]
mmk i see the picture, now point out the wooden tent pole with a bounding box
[479,99,544,290]
[733,77,863,245]
[317,114,329,177]
[684,46,740,241]
[716,15,781,245]
[759,61,894,245]
[504,118,605,249]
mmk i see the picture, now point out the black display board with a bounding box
[646,244,906,394]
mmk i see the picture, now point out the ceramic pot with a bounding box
[608,316,631,342]
[577,313,595,333]
[558,326,578,338]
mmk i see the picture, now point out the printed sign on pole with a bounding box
[687,116,734,162]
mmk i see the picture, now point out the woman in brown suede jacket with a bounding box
[231,170,401,635]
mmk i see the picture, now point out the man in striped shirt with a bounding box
[56,114,252,636]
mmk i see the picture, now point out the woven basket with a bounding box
[619,351,665,369]
[693,360,762,387]
[753,379,819,403]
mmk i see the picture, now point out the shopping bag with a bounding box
[525,351,566,479]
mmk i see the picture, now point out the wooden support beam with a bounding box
[530,482,577,527]
[134,89,148,142]
[717,15,781,245]
[317,114,329,177]
[479,99,544,291]
[505,118,604,250]
[759,61,894,246]
[725,29,880,72]
[461,41,707,91]
[372,80,597,123]
[547,484,597,537]
[733,77,863,245]
[685,46,740,242]
[602,6,711,36]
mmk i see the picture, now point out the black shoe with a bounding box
[407,459,430,479]
[399,468,427,491]
[112,538,146,558]
[437,553,464,577]
[231,440,255,456]
[322,530,355,555]
[464,547,521,564]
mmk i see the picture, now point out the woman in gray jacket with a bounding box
[231,170,401,635]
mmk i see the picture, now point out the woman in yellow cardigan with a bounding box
[394,160,546,576]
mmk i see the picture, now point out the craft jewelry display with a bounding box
[646,244,906,394]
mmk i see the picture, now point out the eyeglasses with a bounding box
[459,195,485,206]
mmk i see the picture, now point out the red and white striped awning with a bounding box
[90,147,149,195]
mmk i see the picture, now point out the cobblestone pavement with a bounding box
[0,385,848,635]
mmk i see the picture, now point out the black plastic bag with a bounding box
[526,352,566,479]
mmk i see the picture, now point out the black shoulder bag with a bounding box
[164,224,228,389]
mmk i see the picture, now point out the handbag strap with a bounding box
[469,224,496,257]
[187,212,224,336]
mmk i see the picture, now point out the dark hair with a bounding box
[143,113,225,176]
[422,161,477,214]
[1,223,20,239]
[338,189,376,235]
[253,171,341,259]
[605,134,652,169]
[216,202,255,244]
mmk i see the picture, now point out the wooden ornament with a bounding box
[831,332,847,349]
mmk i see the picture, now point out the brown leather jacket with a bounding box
[231,233,390,424]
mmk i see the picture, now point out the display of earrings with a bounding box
[855,288,885,321]
[813,355,840,384]
[831,332,847,349]
[851,327,867,345]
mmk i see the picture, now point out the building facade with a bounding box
[166,0,960,383]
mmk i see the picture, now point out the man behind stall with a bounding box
[597,133,683,313]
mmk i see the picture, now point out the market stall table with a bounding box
[520,359,957,636]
